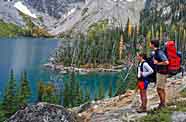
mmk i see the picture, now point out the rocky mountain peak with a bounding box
[24,0,85,19]
[49,0,145,35]
[0,0,146,35]
[3,0,183,35]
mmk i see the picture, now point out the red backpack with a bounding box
[166,40,181,75]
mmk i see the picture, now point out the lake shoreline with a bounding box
[43,62,126,74]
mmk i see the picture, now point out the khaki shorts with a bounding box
[156,73,168,89]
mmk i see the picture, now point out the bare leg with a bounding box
[157,87,166,107]
[139,89,147,110]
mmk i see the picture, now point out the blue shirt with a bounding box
[157,50,168,62]
[154,49,168,74]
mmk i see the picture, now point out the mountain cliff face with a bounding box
[23,0,85,34]
[0,0,146,35]
[4,0,184,36]
[0,0,85,28]
[0,0,25,26]
[50,0,145,35]
[24,0,85,19]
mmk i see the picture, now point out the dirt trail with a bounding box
[78,75,186,122]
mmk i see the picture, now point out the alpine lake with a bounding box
[0,37,124,102]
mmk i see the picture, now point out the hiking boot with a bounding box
[157,103,166,109]
[136,106,147,113]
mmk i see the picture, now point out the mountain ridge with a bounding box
[0,0,146,36]
[1,0,185,36]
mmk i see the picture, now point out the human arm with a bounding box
[154,50,169,65]
[154,59,169,65]
[142,62,154,77]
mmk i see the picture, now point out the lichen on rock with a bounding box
[7,102,82,122]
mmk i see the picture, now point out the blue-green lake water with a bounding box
[0,37,122,101]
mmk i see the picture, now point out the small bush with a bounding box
[180,88,186,98]
[140,101,186,122]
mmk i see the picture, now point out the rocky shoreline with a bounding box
[43,63,126,74]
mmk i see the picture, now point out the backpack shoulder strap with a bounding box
[140,61,146,72]
[155,49,160,54]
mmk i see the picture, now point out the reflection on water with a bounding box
[0,37,121,101]
[0,37,59,100]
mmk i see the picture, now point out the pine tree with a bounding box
[127,18,132,37]
[170,24,177,40]
[183,29,186,63]
[0,110,6,122]
[136,24,140,36]
[133,26,137,56]
[37,81,57,104]
[98,81,104,100]
[68,71,76,107]
[94,89,99,101]
[73,79,80,106]
[76,86,84,106]
[146,30,152,57]
[2,70,18,116]
[108,81,113,98]
[156,30,159,40]
[140,24,145,36]
[160,24,163,41]
[44,83,54,101]
[184,29,186,49]
[63,82,70,107]
[18,71,31,107]
[37,80,44,102]
[84,87,90,102]
[151,25,155,39]
[119,34,124,60]
[125,18,132,40]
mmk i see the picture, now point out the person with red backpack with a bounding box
[165,40,181,76]
[150,40,169,109]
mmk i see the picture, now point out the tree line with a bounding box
[0,70,119,121]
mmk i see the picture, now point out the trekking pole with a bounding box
[116,64,133,99]
[117,56,137,99]
[118,63,133,81]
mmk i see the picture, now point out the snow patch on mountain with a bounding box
[14,1,37,19]
[63,8,77,20]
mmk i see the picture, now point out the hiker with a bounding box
[137,52,154,112]
[150,39,169,109]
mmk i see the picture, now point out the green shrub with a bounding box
[180,88,186,98]
[0,20,24,37]
[140,101,186,122]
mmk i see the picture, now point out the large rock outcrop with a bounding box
[7,102,82,122]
